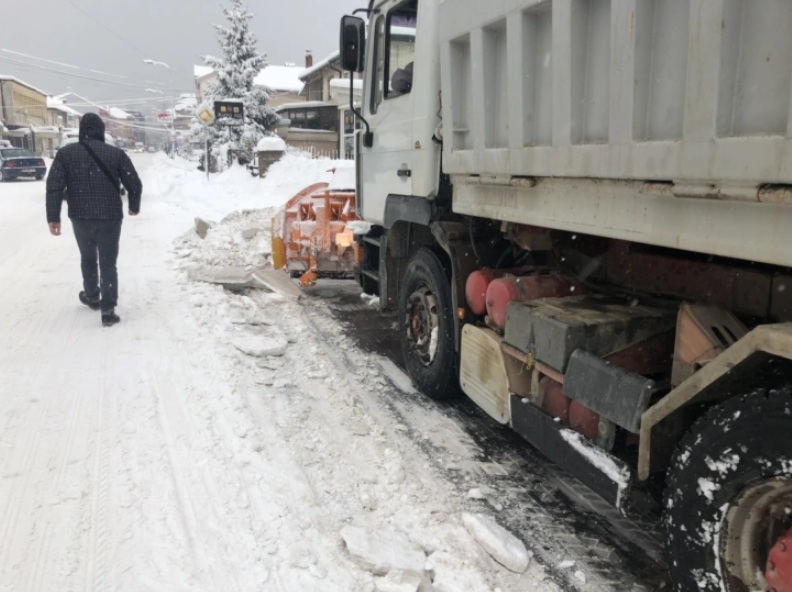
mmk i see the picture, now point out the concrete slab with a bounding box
[250,267,303,298]
[189,265,303,299]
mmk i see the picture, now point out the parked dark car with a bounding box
[0,148,47,181]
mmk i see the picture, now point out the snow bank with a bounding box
[256,135,286,152]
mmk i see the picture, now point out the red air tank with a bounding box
[465,267,532,315]
[485,273,580,328]
[465,268,498,315]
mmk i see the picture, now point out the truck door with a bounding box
[359,0,418,225]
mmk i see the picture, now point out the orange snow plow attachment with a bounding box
[272,172,362,288]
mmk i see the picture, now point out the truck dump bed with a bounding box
[438,0,792,189]
[436,0,792,266]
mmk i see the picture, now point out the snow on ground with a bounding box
[0,153,561,591]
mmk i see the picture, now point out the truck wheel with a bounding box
[399,248,458,400]
[663,385,792,591]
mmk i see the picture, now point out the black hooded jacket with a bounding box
[46,113,143,223]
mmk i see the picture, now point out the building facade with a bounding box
[298,52,363,159]
[0,77,52,155]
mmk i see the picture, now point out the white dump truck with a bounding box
[340,1,792,589]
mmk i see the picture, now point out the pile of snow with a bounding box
[155,153,561,591]
[256,135,287,152]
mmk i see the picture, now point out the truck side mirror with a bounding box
[340,15,366,73]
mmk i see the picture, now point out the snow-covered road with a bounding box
[0,154,572,592]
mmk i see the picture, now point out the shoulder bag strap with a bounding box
[80,140,120,193]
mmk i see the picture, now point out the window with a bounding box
[371,15,386,112]
[370,0,418,113]
[307,78,323,102]
[1,149,34,158]
[386,1,417,98]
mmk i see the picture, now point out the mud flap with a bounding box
[510,395,632,513]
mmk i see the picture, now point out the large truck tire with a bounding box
[399,248,459,400]
[663,385,792,591]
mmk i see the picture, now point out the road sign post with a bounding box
[196,106,215,180]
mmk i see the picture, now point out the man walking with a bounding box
[46,113,143,327]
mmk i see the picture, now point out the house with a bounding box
[194,62,304,108]
[253,65,304,108]
[331,78,363,160]
[47,97,82,130]
[0,76,53,155]
[46,97,83,155]
[99,106,137,148]
[194,65,216,103]
[280,51,362,159]
[274,100,340,157]
[172,93,197,130]
[299,51,349,105]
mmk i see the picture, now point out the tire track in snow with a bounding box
[84,370,112,592]
[136,314,281,592]
[23,523,52,592]
[144,350,223,591]
[0,317,85,585]
[37,352,93,592]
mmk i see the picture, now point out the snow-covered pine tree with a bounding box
[202,0,278,169]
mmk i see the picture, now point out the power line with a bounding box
[65,0,152,59]
[0,56,186,93]
[0,48,125,79]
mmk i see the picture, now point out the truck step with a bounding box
[354,265,381,297]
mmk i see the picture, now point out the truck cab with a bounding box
[352,0,442,227]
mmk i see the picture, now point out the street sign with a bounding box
[197,107,214,125]
[214,100,244,122]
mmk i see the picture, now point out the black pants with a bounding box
[71,219,123,312]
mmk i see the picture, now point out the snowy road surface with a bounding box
[0,153,661,591]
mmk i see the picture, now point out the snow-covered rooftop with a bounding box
[101,106,132,120]
[0,75,50,97]
[47,97,83,117]
[275,100,329,112]
[194,65,214,79]
[175,94,198,114]
[194,64,305,94]
[329,79,363,90]
[300,51,340,79]
[253,65,305,93]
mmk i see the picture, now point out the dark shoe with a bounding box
[101,310,121,327]
[79,291,101,310]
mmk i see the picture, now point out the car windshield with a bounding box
[0,149,34,158]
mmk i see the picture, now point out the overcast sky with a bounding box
[2,0,364,114]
